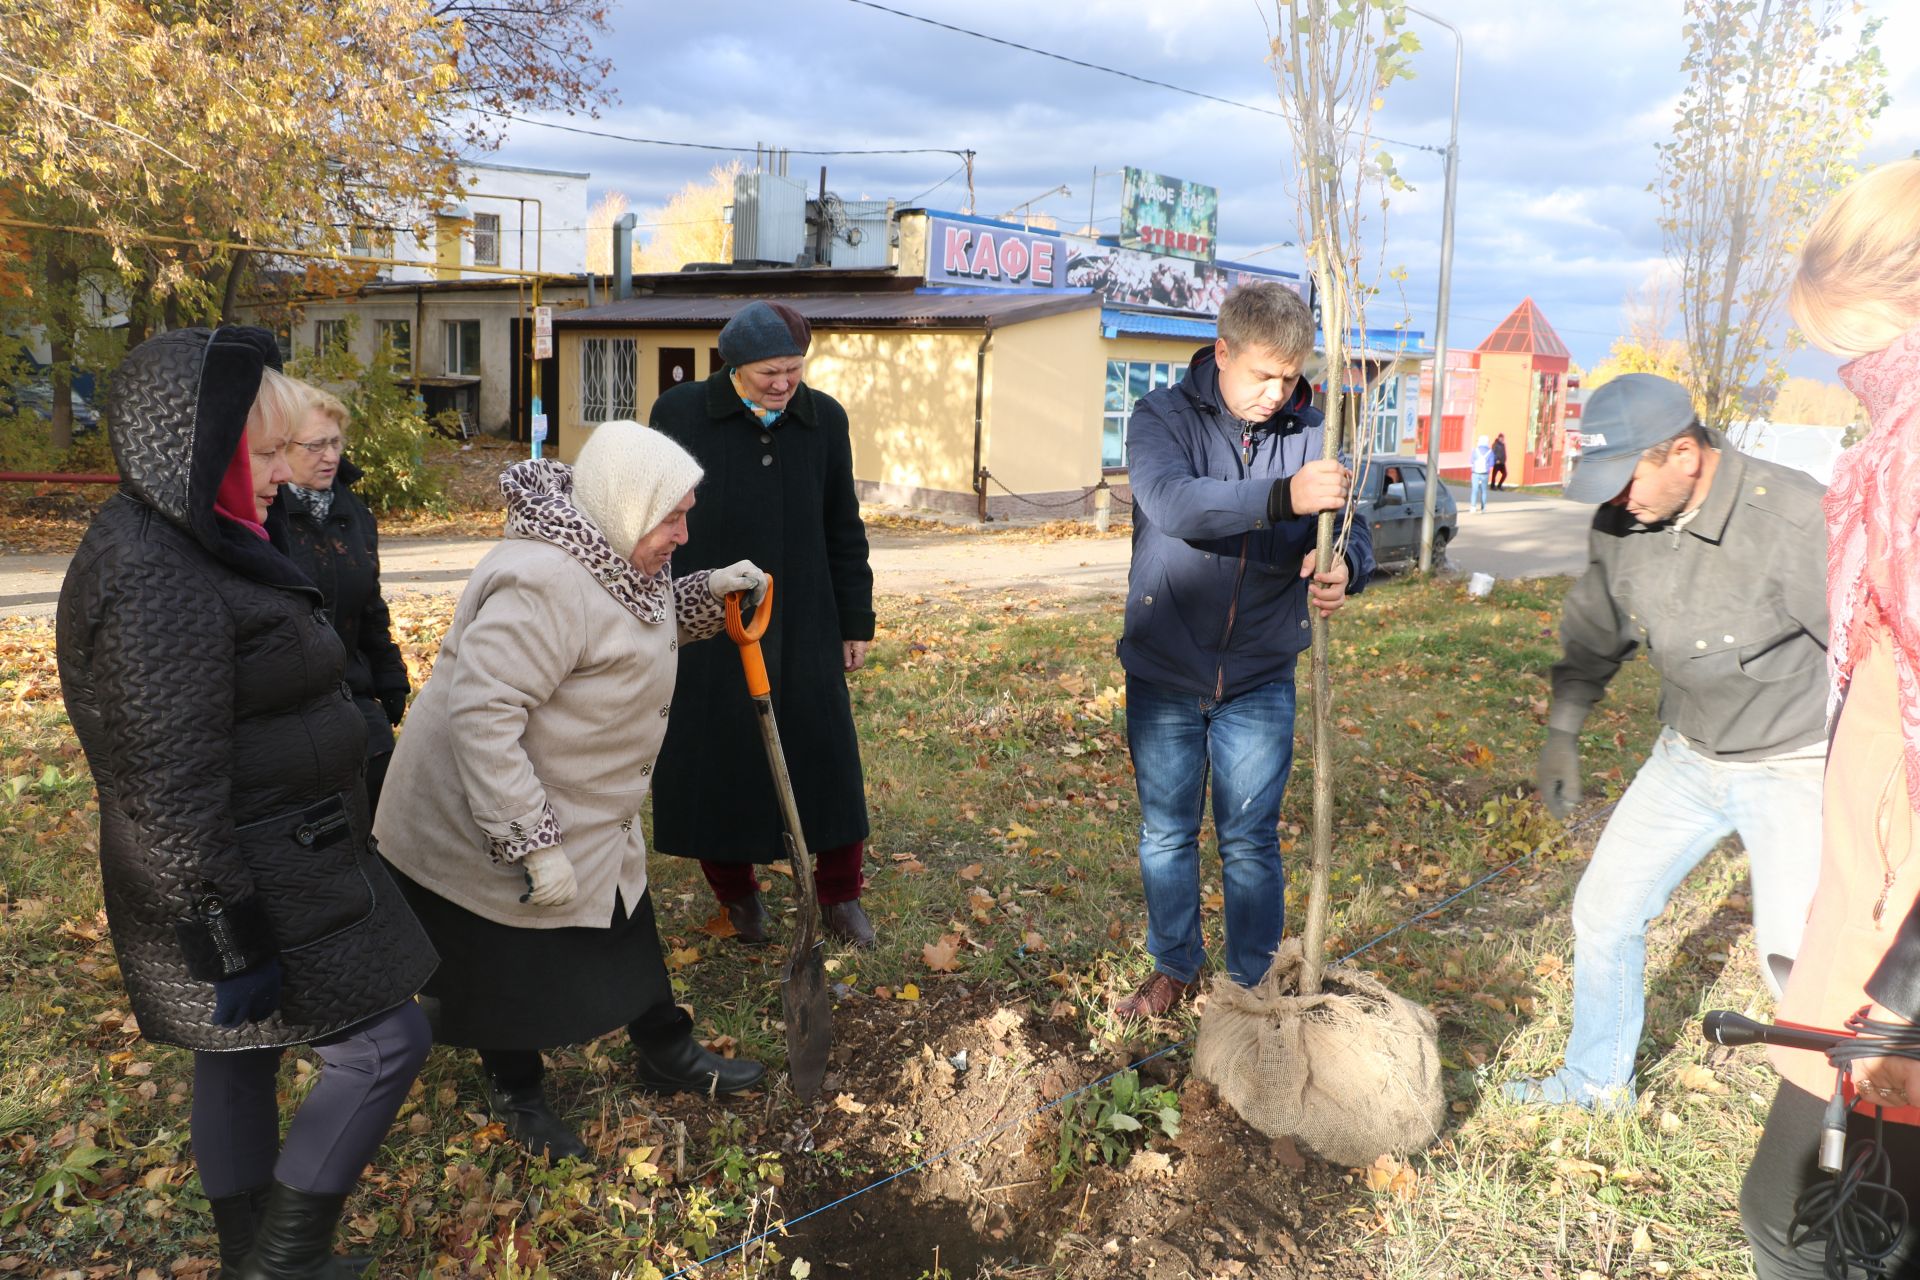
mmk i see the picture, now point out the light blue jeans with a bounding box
[1518,727,1823,1107]
[1470,471,1489,511]
[1126,673,1297,988]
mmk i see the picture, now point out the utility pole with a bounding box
[1410,4,1462,576]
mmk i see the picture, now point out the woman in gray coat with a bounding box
[375,420,768,1160]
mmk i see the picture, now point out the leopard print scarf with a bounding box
[499,459,684,625]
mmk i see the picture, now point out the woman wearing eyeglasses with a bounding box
[277,381,412,815]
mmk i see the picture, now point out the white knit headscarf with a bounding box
[569,420,705,560]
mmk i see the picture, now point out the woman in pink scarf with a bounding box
[1742,159,1920,1279]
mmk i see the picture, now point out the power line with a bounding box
[841,0,1445,157]
[902,161,970,206]
[472,107,971,160]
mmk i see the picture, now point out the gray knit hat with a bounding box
[718,301,813,367]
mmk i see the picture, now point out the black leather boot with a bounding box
[488,1079,589,1161]
[724,891,771,945]
[232,1183,348,1279]
[211,1185,272,1272]
[632,1033,768,1096]
[214,1185,369,1278]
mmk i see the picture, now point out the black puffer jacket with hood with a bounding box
[55,327,436,1051]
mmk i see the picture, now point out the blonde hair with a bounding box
[1791,159,1920,359]
[246,366,307,447]
[291,379,350,441]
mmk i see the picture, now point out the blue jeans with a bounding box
[1125,673,1297,988]
[1470,472,1489,510]
[1520,727,1823,1106]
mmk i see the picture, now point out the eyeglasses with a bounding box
[292,437,345,456]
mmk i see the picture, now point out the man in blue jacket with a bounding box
[1115,281,1375,1018]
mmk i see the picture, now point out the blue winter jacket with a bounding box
[1119,345,1374,699]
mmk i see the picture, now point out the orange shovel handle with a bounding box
[724,574,774,697]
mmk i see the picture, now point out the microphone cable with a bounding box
[1703,1007,1920,1278]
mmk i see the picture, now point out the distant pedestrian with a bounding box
[276,379,411,816]
[648,301,880,951]
[1113,281,1375,1018]
[56,329,436,1276]
[1469,434,1493,511]
[1510,372,1828,1114]
[1491,433,1509,490]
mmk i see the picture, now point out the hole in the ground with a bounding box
[782,1185,1029,1278]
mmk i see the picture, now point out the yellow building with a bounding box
[552,278,1235,518]
[550,211,1351,518]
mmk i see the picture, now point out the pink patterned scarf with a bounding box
[1830,325,1920,812]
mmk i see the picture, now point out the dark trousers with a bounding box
[1490,463,1508,489]
[700,840,866,906]
[479,1001,692,1088]
[1743,1080,1920,1279]
[364,750,392,820]
[191,999,431,1198]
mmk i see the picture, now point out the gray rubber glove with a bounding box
[708,559,769,606]
[520,846,578,907]
[1537,729,1582,820]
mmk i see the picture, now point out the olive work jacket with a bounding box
[1549,435,1831,761]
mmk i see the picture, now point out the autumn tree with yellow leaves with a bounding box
[0,0,612,446]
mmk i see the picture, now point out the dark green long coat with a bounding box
[648,371,876,862]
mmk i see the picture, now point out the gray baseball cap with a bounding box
[1564,373,1698,504]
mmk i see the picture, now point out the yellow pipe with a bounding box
[0,216,564,281]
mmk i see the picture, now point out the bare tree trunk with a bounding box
[45,249,76,451]
[219,250,250,325]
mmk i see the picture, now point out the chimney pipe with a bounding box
[612,213,636,299]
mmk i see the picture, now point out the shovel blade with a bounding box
[780,937,832,1100]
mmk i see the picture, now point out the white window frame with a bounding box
[1369,375,1401,456]
[444,319,481,376]
[376,319,412,375]
[1102,359,1182,469]
[579,337,638,423]
[314,319,348,356]
[472,212,501,267]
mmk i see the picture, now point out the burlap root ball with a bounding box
[1193,938,1446,1168]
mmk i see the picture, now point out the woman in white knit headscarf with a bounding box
[374,421,770,1160]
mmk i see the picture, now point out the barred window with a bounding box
[580,337,638,423]
[473,212,501,267]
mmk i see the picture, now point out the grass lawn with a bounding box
[0,573,1783,1278]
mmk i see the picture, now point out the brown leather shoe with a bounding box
[822,900,877,949]
[1113,972,1190,1019]
[724,892,770,945]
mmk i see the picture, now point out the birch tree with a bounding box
[1655,0,1885,432]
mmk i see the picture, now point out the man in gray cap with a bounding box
[1506,372,1830,1110]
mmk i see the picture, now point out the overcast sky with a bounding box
[484,0,1920,377]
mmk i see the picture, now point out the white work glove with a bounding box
[708,559,769,606]
[519,846,578,907]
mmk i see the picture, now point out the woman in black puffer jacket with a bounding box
[55,327,437,1279]
[275,379,410,815]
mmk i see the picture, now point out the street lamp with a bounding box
[997,184,1072,231]
[1408,4,1462,576]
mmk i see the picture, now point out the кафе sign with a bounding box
[920,211,1301,319]
[1119,168,1219,263]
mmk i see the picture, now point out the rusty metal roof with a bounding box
[553,289,1100,331]
[1476,297,1571,360]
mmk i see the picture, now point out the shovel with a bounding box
[725,576,832,1100]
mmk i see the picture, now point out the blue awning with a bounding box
[1100,308,1216,341]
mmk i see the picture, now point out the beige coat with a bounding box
[375,537,723,928]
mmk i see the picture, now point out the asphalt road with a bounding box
[0,488,1592,620]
